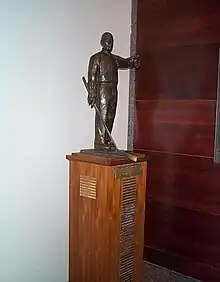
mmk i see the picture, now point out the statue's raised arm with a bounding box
[114,54,140,69]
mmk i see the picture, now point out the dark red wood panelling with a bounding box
[145,200,220,267]
[143,151,220,215]
[138,0,220,23]
[134,100,215,157]
[136,100,216,124]
[135,122,214,156]
[136,44,219,100]
[137,0,220,50]
[134,0,220,281]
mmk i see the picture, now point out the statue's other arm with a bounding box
[87,55,99,107]
[88,55,99,85]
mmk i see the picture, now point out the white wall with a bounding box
[0,1,131,282]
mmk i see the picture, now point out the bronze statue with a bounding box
[85,32,140,151]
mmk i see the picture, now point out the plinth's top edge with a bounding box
[66,150,147,166]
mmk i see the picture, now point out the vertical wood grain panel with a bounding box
[134,0,220,281]
[69,161,121,282]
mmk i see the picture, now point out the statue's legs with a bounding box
[94,83,118,150]
[105,86,117,143]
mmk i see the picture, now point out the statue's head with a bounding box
[100,32,113,53]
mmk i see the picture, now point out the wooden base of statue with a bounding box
[66,150,147,282]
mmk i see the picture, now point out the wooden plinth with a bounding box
[66,151,147,282]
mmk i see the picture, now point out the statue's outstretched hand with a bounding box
[132,55,140,69]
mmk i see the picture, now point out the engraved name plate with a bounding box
[115,164,142,179]
[79,175,96,199]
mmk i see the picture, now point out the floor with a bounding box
[142,262,201,282]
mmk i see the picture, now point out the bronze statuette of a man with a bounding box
[87,32,140,151]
